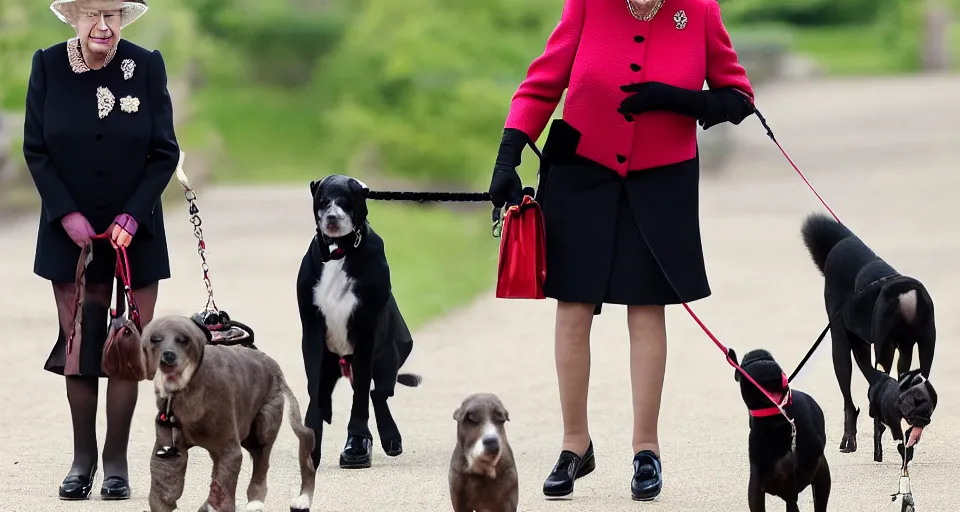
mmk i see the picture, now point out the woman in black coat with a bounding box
[24,0,179,500]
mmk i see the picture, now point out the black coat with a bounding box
[23,39,179,288]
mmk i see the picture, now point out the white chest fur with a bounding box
[312,259,359,356]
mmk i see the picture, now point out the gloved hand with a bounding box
[61,212,96,247]
[618,81,709,119]
[109,213,138,248]
[488,128,528,209]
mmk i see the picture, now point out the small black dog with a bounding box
[866,366,938,464]
[729,348,831,512]
[801,212,936,454]
[296,174,422,470]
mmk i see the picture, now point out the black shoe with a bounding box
[382,437,403,457]
[631,450,663,501]
[58,463,97,501]
[100,476,131,500]
[339,434,373,469]
[542,441,596,498]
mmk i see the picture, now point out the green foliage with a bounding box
[312,0,564,187]
[720,0,896,26]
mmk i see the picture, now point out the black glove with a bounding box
[489,128,528,209]
[698,87,755,130]
[618,82,755,130]
[618,81,710,118]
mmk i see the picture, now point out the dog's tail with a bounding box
[800,212,854,274]
[397,373,423,387]
[280,380,316,512]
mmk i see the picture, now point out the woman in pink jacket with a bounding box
[488,0,755,501]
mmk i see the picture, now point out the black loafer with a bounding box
[339,434,373,469]
[58,464,97,501]
[100,476,131,500]
[542,441,596,498]
[631,450,663,501]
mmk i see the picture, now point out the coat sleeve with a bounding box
[23,49,78,224]
[122,49,180,233]
[503,0,586,142]
[704,1,753,102]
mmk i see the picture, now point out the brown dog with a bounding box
[142,315,316,512]
[449,393,518,512]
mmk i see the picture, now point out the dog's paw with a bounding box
[839,434,857,453]
[245,500,265,511]
[289,493,312,511]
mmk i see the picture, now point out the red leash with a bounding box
[674,108,842,446]
[90,233,142,331]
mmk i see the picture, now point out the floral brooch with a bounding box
[120,96,140,114]
[121,59,136,80]
[97,87,115,119]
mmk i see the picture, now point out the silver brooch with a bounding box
[96,87,115,119]
[120,96,140,114]
[121,59,136,80]
[674,10,688,30]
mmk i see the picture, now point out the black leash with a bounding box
[787,275,899,383]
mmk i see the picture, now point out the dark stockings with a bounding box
[56,281,159,481]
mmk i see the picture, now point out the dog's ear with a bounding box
[309,178,324,198]
[898,369,923,390]
[348,177,369,226]
[140,324,159,380]
[452,406,462,422]
[727,348,740,381]
[925,381,938,409]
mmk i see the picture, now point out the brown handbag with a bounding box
[99,240,147,381]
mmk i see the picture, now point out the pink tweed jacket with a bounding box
[504,0,754,176]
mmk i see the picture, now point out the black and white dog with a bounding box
[296,174,422,470]
[800,212,936,455]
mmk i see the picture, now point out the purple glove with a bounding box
[113,213,138,237]
[61,212,96,247]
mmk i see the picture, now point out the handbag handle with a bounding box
[90,234,143,332]
[492,140,543,238]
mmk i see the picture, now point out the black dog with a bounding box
[866,366,938,464]
[801,212,936,454]
[296,174,422,470]
[729,348,831,512]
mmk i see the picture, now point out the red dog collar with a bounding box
[749,373,792,418]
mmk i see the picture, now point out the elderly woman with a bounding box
[23,0,178,501]
[489,0,754,501]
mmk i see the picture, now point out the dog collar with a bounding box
[748,372,792,418]
[319,228,363,262]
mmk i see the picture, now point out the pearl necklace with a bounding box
[627,0,665,21]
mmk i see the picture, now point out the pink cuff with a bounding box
[114,213,138,236]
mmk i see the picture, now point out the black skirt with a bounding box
[537,123,710,312]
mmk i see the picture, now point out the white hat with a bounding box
[50,0,148,29]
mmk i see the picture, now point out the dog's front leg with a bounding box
[346,319,376,440]
[206,446,243,512]
[747,470,765,512]
[873,416,886,462]
[148,438,189,512]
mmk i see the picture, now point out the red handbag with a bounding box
[495,194,547,299]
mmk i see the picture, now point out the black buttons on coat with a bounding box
[96,170,105,177]
[616,155,627,164]
[634,35,645,43]
[96,203,105,211]
[624,114,634,122]
[94,133,103,141]
[630,63,641,72]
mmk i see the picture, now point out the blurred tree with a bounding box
[720,0,897,26]
[313,0,563,186]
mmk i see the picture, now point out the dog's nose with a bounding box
[161,350,177,365]
[482,435,500,452]
[325,213,340,223]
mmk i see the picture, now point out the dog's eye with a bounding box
[150,335,162,344]
[463,413,478,425]
[174,336,188,345]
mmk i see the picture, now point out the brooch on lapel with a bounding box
[97,87,115,119]
[674,10,687,30]
[120,96,140,114]
[121,59,136,81]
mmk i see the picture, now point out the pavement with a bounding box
[2,73,960,511]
